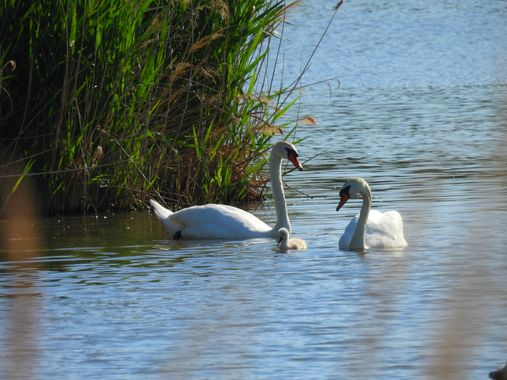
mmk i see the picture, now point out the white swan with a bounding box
[277,228,307,252]
[336,177,407,251]
[149,141,303,239]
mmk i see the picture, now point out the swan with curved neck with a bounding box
[336,177,407,251]
[150,141,303,239]
[277,227,307,252]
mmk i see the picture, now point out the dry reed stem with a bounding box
[425,90,507,378]
[169,62,192,82]
[1,176,41,379]
[298,115,317,126]
[188,32,223,53]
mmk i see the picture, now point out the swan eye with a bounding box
[284,147,298,158]
[285,148,303,171]
[339,185,350,197]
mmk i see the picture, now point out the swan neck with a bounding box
[349,189,371,251]
[270,154,290,233]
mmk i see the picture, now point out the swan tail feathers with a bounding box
[149,199,173,219]
[149,199,184,238]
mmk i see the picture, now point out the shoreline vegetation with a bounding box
[0,1,342,216]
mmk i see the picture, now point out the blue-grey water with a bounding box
[2,1,507,379]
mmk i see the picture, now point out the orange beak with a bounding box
[288,152,303,171]
[336,192,350,211]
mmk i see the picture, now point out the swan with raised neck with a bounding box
[149,141,303,239]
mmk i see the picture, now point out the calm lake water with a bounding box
[2,1,507,379]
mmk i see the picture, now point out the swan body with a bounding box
[150,141,303,239]
[336,177,407,251]
[277,227,307,252]
[150,201,272,239]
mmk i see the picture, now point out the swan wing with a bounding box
[290,237,307,250]
[171,204,272,239]
[365,210,407,248]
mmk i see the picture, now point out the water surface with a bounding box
[2,1,507,379]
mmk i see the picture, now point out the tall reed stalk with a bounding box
[0,0,297,214]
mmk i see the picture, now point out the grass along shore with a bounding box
[0,0,303,215]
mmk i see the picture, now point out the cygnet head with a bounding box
[277,227,290,243]
[271,141,303,171]
[336,177,371,211]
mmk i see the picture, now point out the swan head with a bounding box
[272,141,303,171]
[277,227,290,243]
[336,177,371,211]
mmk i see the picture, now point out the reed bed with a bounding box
[0,0,297,215]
